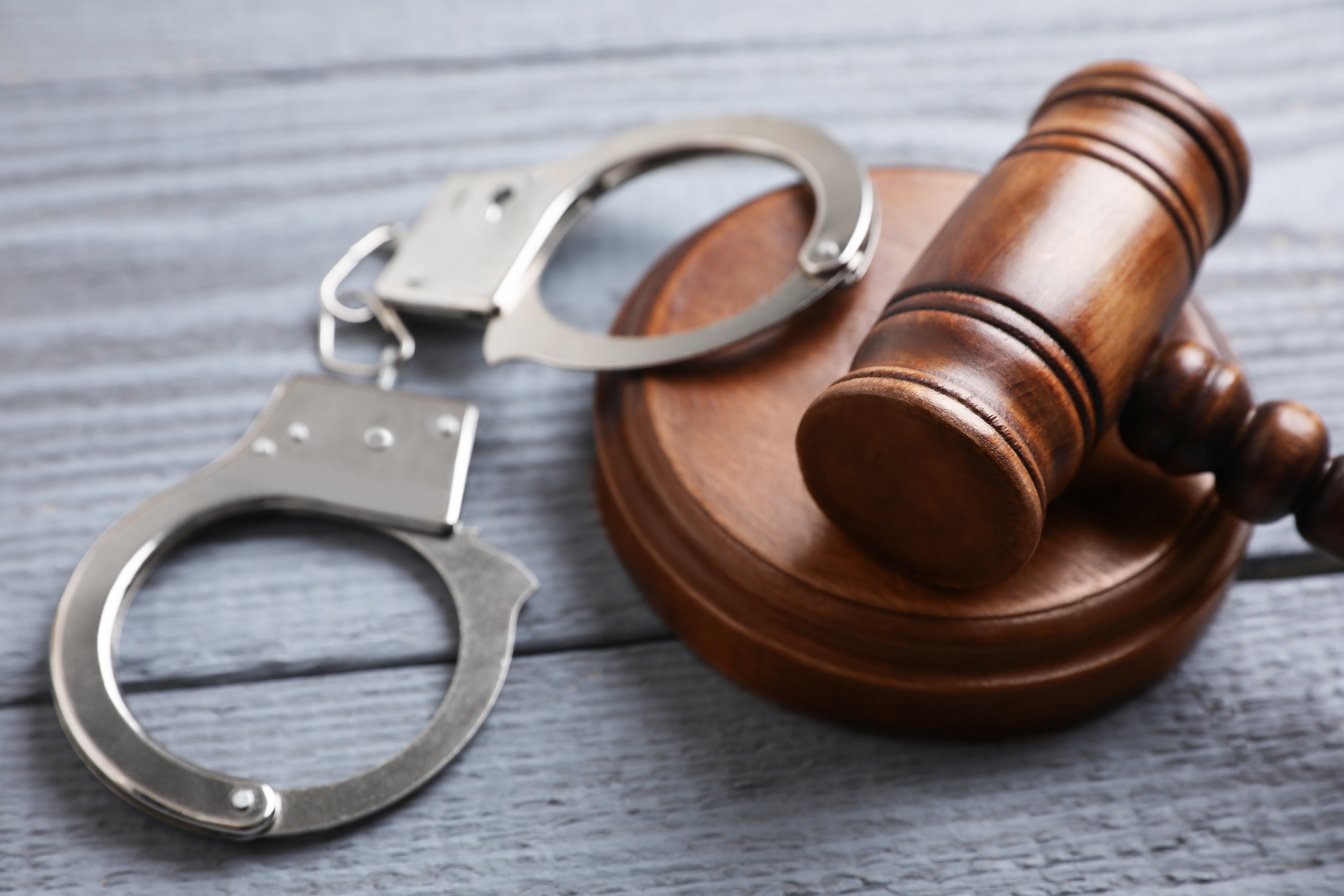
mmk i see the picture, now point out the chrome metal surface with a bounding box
[49,376,536,838]
[320,222,404,324]
[50,115,873,839]
[317,285,416,387]
[372,115,876,370]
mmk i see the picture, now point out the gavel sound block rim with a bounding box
[593,166,1251,736]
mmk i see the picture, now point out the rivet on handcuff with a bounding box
[48,116,877,838]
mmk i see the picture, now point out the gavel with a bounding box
[796,61,1344,590]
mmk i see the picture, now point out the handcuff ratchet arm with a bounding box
[49,376,536,839]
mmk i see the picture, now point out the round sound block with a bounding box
[594,167,1251,736]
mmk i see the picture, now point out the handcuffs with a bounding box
[49,116,876,838]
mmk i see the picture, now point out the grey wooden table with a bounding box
[4,1,1344,892]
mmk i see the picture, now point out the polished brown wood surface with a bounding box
[594,167,1251,736]
[796,61,1251,589]
[1122,340,1344,558]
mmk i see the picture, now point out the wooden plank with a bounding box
[0,165,796,706]
[2,1,1342,705]
[6,571,1344,893]
[0,0,1333,86]
[4,1,1344,891]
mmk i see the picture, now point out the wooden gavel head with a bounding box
[795,61,1342,589]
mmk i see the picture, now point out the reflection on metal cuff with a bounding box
[371,115,877,370]
[48,376,537,839]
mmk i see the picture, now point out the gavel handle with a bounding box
[1120,340,1344,559]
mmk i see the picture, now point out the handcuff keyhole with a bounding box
[484,185,514,223]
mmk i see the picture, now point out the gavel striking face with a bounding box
[796,61,1343,590]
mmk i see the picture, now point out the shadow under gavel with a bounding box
[796,60,1342,590]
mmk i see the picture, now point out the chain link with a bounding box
[316,225,415,389]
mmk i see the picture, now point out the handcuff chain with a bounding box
[316,223,415,390]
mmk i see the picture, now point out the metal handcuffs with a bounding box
[49,116,876,838]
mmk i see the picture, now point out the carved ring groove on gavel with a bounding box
[796,61,1343,589]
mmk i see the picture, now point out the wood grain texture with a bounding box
[2,1,1343,704]
[595,167,1250,733]
[0,0,1342,889]
[1123,341,1344,552]
[6,573,1344,894]
[798,62,1250,587]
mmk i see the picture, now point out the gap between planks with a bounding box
[6,552,1340,711]
[0,629,677,711]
